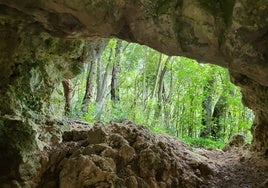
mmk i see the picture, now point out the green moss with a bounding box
[156,0,171,15]
[0,117,39,179]
[44,37,59,51]
[0,118,36,151]
[56,40,84,57]
[0,15,93,185]
[71,63,84,75]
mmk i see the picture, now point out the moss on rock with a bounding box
[0,19,95,184]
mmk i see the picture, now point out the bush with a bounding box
[181,137,225,149]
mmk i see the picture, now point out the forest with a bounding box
[52,39,254,149]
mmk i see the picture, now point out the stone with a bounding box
[0,0,268,186]
[87,124,107,144]
[36,122,217,187]
[223,134,247,151]
[59,155,117,188]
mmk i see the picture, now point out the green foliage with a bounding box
[83,103,97,122]
[182,137,225,149]
[57,38,254,149]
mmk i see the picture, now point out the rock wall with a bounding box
[0,13,105,185]
[0,0,267,186]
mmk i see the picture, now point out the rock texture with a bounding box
[223,134,247,151]
[0,14,105,186]
[0,0,267,186]
[37,122,216,188]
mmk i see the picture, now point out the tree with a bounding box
[69,39,254,147]
[81,40,107,114]
[200,77,217,138]
[111,40,123,102]
[62,79,74,115]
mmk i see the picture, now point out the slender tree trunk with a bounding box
[62,79,74,115]
[95,46,113,120]
[141,47,149,111]
[96,49,112,104]
[81,39,108,113]
[167,61,173,103]
[200,78,216,138]
[175,107,180,137]
[152,53,163,98]
[146,53,162,120]
[188,96,194,137]
[142,61,146,109]
[81,60,97,113]
[211,95,227,138]
[155,56,171,118]
[111,40,122,102]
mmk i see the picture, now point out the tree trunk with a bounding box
[62,79,74,115]
[152,53,163,98]
[155,56,171,118]
[200,78,216,138]
[81,60,97,113]
[81,39,108,113]
[200,76,228,139]
[211,96,227,138]
[111,40,122,102]
[95,47,113,120]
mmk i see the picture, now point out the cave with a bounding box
[0,0,267,187]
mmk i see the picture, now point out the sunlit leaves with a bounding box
[69,39,254,148]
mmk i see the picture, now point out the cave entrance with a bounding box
[51,39,254,149]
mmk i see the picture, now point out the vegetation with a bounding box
[53,39,254,149]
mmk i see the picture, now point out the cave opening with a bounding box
[52,39,255,150]
[0,0,268,187]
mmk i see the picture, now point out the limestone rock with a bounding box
[223,134,247,151]
[0,0,267,155]
[0,0,268,186]
[37,122,215,188]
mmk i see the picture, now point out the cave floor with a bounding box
[196,147,268,187]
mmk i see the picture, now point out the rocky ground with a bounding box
[34,121,268,188]
[195,148,268,188]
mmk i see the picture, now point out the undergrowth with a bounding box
[181,137,225,149]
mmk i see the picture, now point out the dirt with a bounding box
[196,148,268,188]
[35,121,268,188]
